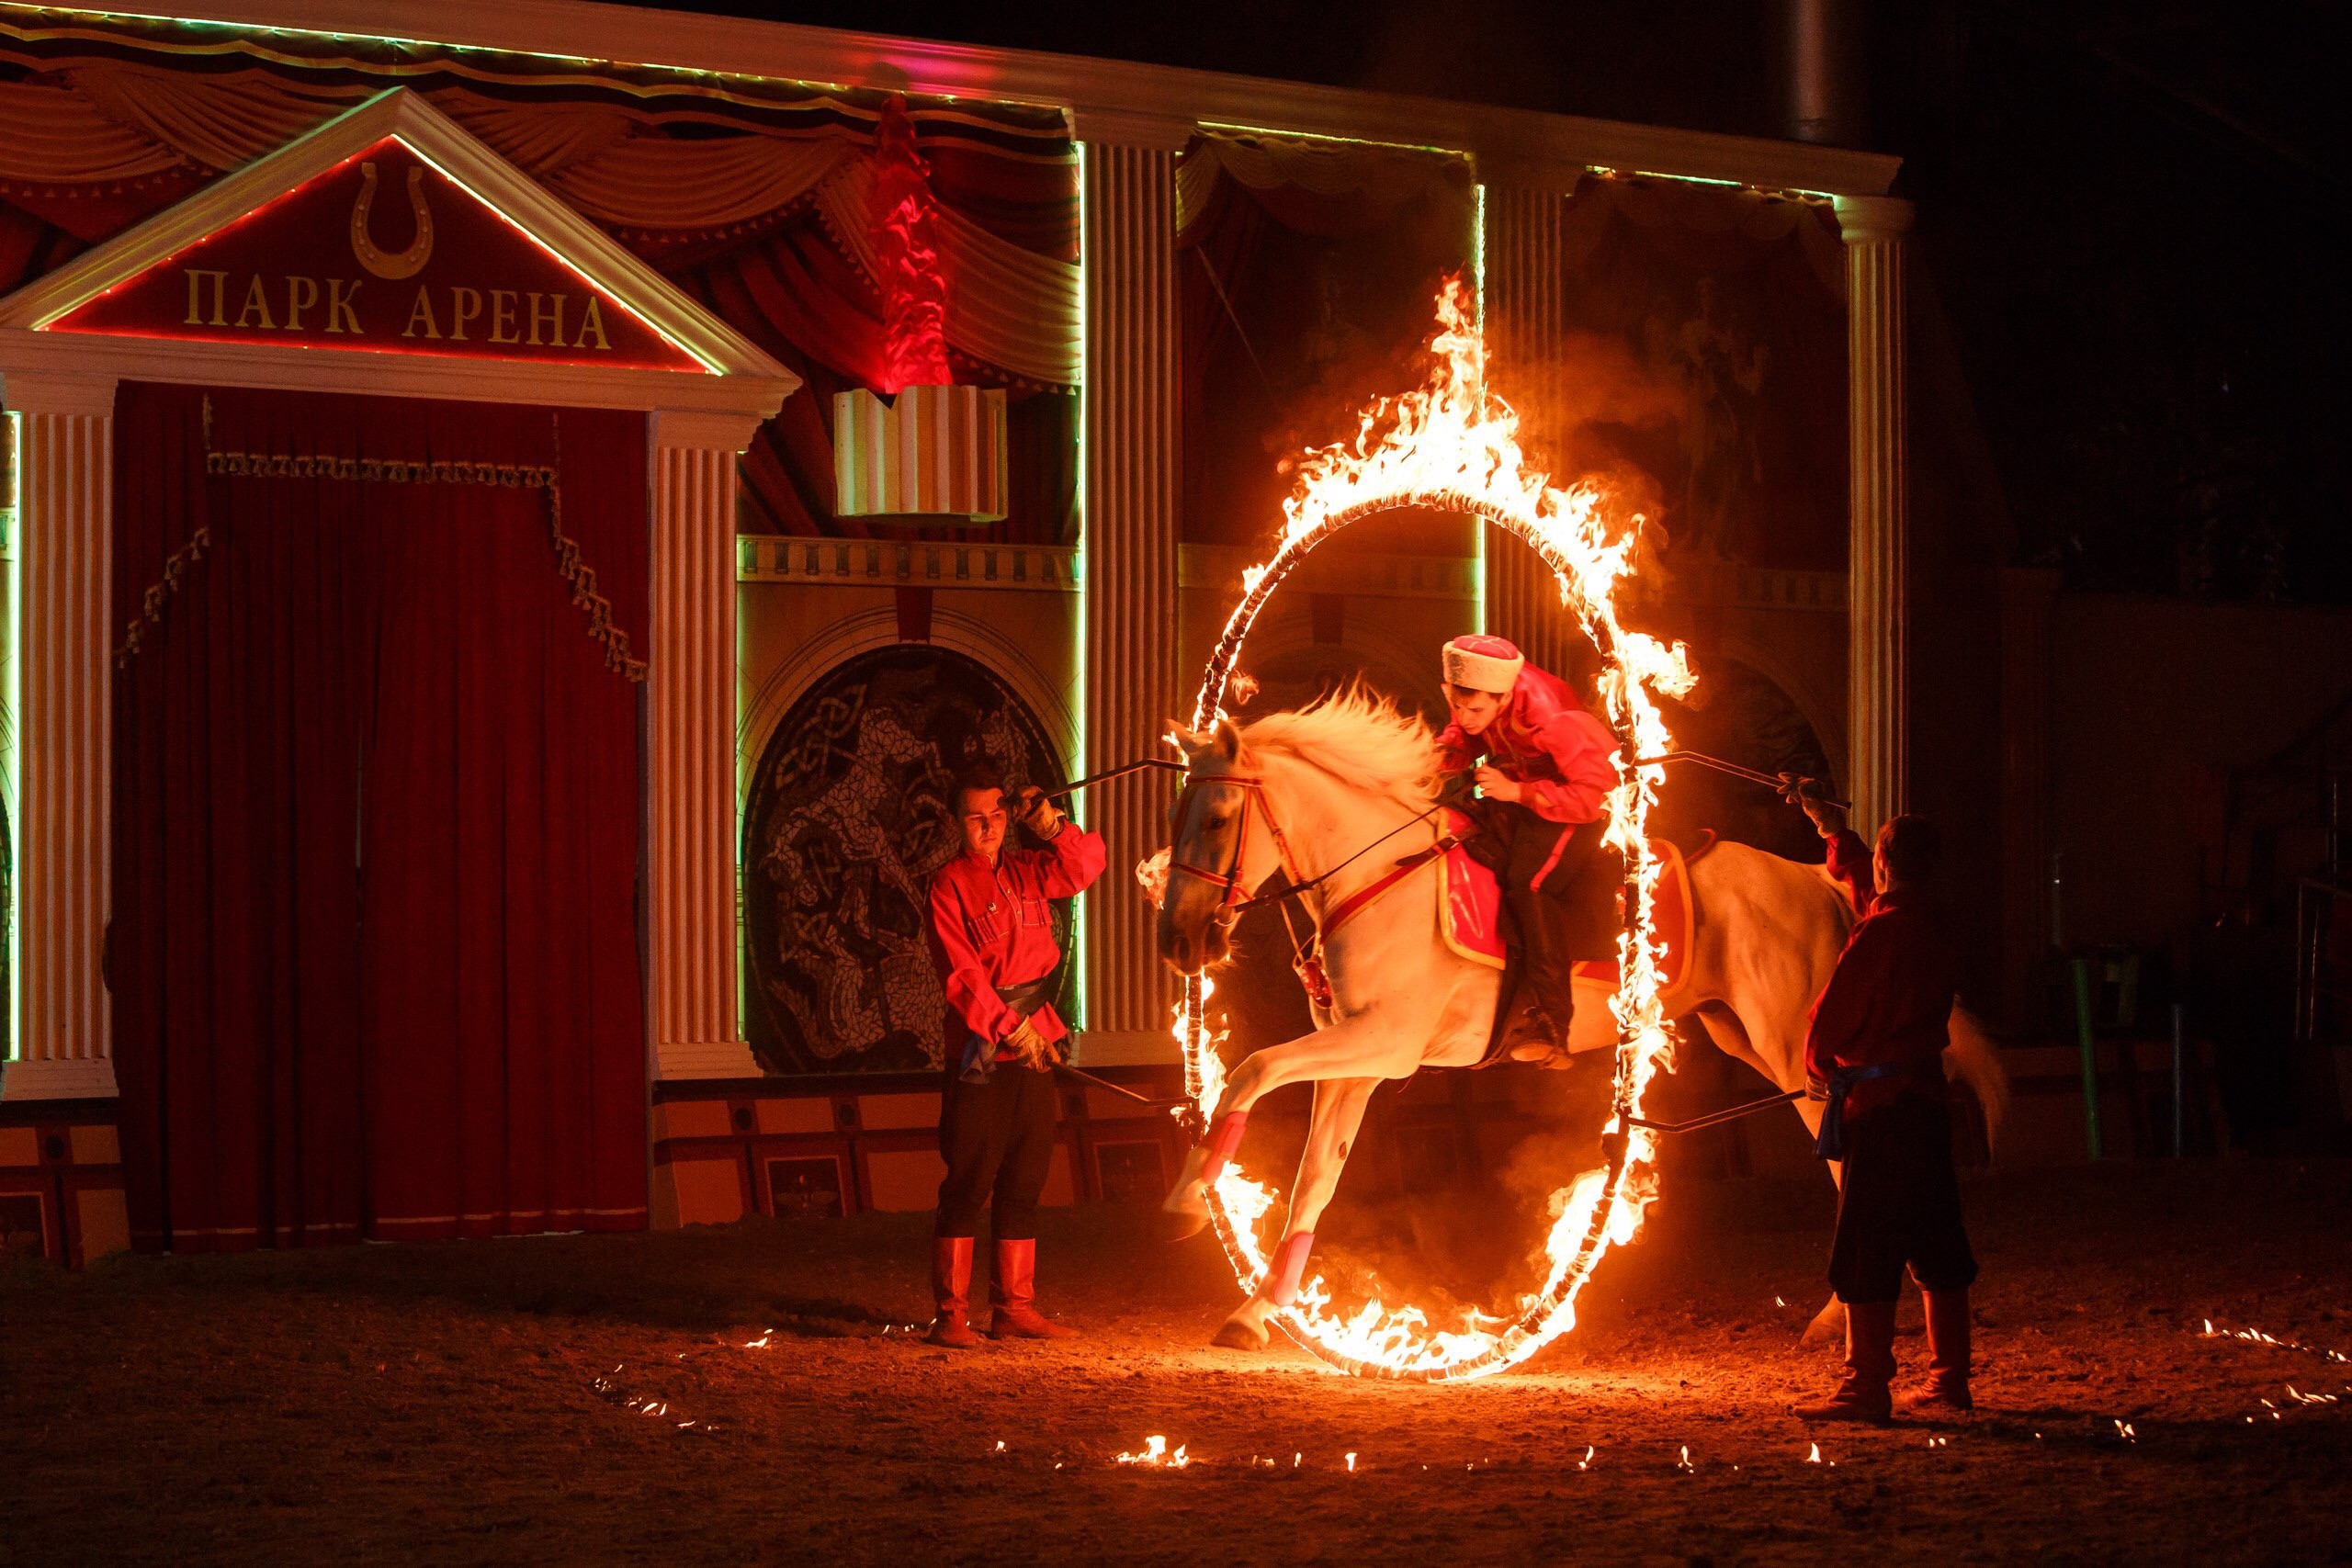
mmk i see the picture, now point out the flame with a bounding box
[1172,281,1693,1381]
[1115,1436,1190,1468]
[1806,1442,1822,1464]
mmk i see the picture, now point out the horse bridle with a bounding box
[1166,773,1309,914]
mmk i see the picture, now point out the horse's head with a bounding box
[1158,716,1275,976]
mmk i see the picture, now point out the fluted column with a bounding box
[1838,194,1912,831]
[1479,184,1582,675]
[650,411,762,1079]
[2,372,118,1100]
[1075,113,1188,1036]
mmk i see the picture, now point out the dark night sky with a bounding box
[627,1,2350,604]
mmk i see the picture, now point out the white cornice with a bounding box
[14,1,1903,196]
[0,85,797,394]
[0,326,793,417]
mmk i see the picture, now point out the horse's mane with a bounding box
[1238,685,1440,811]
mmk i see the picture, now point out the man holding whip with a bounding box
[922,761,1107,1348]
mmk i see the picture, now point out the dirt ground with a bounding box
[5,1159,2350,1567]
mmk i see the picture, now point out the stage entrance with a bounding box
[0,87,795,1261]
[110,383,651,1247]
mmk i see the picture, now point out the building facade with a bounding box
[0,1,1941,1262]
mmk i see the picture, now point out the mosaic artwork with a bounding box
[742,646,1070,1076]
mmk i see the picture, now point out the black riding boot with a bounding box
[1505,882,1577,1046]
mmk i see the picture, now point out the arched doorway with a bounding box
[741,646,1071,1076]
[1652,657,1838,862]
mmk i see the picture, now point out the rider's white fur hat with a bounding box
[1442,634,1524,694]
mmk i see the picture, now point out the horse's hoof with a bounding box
[1212,1319,1270,1351]
[1161,1207,1209,1243]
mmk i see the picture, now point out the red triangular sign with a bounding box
[51,136,701,372]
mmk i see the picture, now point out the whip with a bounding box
[1632,750,1851,812]
[1043,758,1186,799]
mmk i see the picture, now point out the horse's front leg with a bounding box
[1161,1011,1406,1239]
[1213,1077,1377,1351]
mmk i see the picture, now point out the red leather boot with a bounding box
[989,1238,1076,1339]
[1793,1299,1896,1424]
[1897,1289,1974,1416]
[926,1236,979,1348]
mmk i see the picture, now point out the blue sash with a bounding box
[1814,1061,1934,1161]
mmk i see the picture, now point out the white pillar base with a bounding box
[652,1040,763,1080]
[1,1055,120,1100]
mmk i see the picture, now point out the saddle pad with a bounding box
[1568,836,1696,1011]
[1438,809,1506,970]
[1437,809,1698,1007]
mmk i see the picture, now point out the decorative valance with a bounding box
[116,398,648,682]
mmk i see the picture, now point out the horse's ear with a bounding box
[1168,726,1207,761]
[1212,716,1242,761]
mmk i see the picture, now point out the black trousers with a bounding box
[935,1064,1058,1240]
[1827,1093,1979,1304]
[1477,802,1620,962]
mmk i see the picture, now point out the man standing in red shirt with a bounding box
[923,761,1107,1348]
[1791,793,1977,1423]
[1434,634,1621,1052]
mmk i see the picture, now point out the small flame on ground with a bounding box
[1116,1436,1190,1469]
[1676,1445,1694,1472]
[994,1440,1007,1454]
[1345,1453,1357,1472]
[1577,1446,1595,1471]
[2114,1420,2137,1441]
[741,1332,774,1349]
[1806,1442,1822,1464]
[2200,1318,2350,1363]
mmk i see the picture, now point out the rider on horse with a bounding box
[1435,633,1621,1054]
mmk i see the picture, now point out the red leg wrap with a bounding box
[1267,1229,1315,1307]
[1198,1111,1250,1184]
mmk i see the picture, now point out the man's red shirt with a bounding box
[926,822,1107,1050]
[1805,829,1956,1119]
[1434,663,1618,826]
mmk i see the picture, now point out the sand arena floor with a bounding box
[5,1158,2349,1565]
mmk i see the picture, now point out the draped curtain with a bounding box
[1175,131,1476,550]
[111,382,650,1250]
[0,47,1083,544]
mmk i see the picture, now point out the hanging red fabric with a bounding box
[111,381,650,1250]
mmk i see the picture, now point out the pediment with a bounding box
[0,88,786,381]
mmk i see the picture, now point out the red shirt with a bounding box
[1805,829,1955,1119]
[1436,663,1618,825]
[926,823,1107,1048]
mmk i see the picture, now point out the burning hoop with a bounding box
[1176,281,1696,1382]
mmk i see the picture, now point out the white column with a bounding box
[1838,194,1913,830]
[1479,184,1583,675]
[650,411,763,1079]
[2,371,118,1100]
[1075,113,1189,1037]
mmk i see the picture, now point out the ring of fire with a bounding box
[1173,283,1696,1382]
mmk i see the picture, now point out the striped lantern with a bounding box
[831,383,1010,524]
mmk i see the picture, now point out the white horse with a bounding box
[1156,690,2008,1351]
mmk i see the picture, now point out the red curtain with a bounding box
[112,382,650,1251]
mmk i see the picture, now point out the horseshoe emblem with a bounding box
[350,163,435,280]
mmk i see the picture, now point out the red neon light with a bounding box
[872,96,950,394]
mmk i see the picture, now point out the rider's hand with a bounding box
[1014,785,1065,838]
[1473,766,1521,803]
[1805,1072,1830,1102]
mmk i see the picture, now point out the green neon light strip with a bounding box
[1069,140,1091,1033]
[3,410,16,1066]
[1472,182,1487,635]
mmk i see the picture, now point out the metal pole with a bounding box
[2171,1000,2187,1157]
[2072,956,2104,1160]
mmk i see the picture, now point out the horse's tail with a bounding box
[1942,1006,2010,1153]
